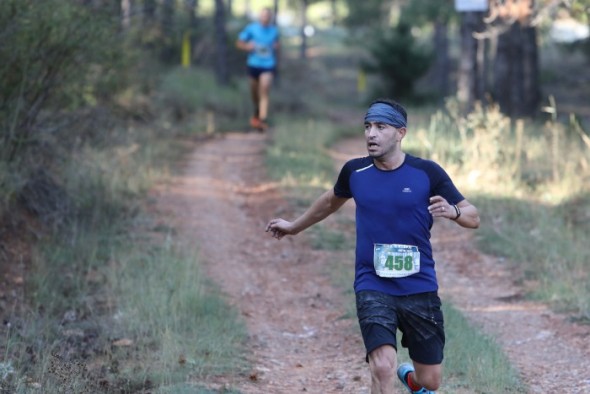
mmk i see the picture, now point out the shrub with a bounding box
[362,21,433,100]
[0,0,131,163]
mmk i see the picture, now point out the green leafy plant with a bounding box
[362,21,434,100]
[0,0,131,162]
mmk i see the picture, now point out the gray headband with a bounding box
[364,102,407,128]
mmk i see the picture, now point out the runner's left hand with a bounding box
[428,196,452,219]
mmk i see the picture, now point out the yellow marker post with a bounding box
[357,68,366,94]
[182,31,191,68]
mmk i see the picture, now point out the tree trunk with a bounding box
[186,0,198,48]
[245,0,251,18]
[481,31,491,102]
[121,0,132,30]
[491,0,539,118]
[161,0,174,33]
[476,27,490,102]
[143,0,156,26]
[300,0,308,59]
[457,12,485,112]
[511,24,526,117]
[493,25,512,115]
[493,22,539,117]
[523,25,540,116]
[214,0,229,85]
[160,0,175,63]
[433,19,449,98]
[331,0,338,26]
[273,0,279,24]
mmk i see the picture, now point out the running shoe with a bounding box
[249,116,261,129]
[397,363,435,394]
[258,119,269,132]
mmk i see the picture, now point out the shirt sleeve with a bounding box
[333,161,354,198]
[238,24,252,41]
[428,161,464,204]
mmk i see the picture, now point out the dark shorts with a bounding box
[356,290,445,365]
[247,66,275,80]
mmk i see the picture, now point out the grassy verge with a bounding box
[112,241,248,391]
[405,101,590,320]
[265,111,525,392]
[1,73,248,392]
[441,304,524,392]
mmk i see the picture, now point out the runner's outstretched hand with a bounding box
[265,218,294,240]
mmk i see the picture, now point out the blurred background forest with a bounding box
[2,0,589,197]
[1,0,589,392]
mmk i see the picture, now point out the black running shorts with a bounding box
[356,290,445,365]
[247,66,275,80]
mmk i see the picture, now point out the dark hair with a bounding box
[369,98,408,124]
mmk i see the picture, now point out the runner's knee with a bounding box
[368,346,397,383]
[370,360,395,384]
[414,364,442,391]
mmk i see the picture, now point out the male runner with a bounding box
[236,8,280,132]
[265,99,480,393]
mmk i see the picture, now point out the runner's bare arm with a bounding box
[265,189,348,240]
[428,196,480,229]
[236,39,255,51]
[454,200,479,228]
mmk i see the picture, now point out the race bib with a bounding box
[373,243,420,278]
[255,44,271,57]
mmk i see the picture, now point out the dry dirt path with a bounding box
[156,132,590,394]
[156,133,369,394]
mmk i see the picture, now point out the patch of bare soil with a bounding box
[155,131,590,393]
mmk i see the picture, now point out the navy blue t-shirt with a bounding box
[333,154,464,296]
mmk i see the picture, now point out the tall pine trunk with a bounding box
[330,0,338,26]
[433,19,449,98]
[457,12,485,112]
[214,0,229,85]
[186,0,198,50]
[491,0,540,118]
[143,0,156,28]
[160,0,175,63]
[273,0,279,23]
[523,25,540,116]
[300,0,309,59]
[493,22,540,117]
[121,0,132,30]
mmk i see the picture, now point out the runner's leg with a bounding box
[368,345,397,394]
[257,71,274,122]
[249,77,260,119]
[397,292,444,391]
[412,361,442,391]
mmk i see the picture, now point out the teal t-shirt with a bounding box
[238,22,279,68]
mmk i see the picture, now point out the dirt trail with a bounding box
[156,133,369,393]
[156,132,590,394]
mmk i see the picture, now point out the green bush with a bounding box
[0,0,131,163]
[160,67,247,118]
[3,121,248,393]
[362,21,433,100]
[411,101,590,319]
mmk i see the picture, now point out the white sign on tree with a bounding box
[455,0,488,12]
